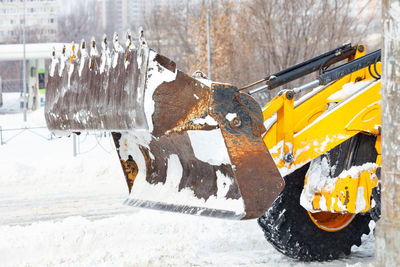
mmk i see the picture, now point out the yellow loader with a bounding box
[45,31,381,261]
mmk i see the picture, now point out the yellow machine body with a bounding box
[262,46,381,215]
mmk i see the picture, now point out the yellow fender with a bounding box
[308,164,379,213]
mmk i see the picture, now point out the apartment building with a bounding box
[97,0,163,36]
[0,0,58,44]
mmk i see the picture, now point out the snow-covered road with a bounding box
[0,93,374,266]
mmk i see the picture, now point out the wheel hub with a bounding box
[307,211,355,232]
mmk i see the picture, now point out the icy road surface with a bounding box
[0,93,374,266]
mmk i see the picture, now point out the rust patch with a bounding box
[209,84,284,219]
[152,70,210,137]
[234,94,266,136]
[154,54,176,73]
[112,132,138,193]
[343,190,350,206]
[168,123,217,133]
[121,156,138,193]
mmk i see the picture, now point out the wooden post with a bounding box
[375,0,400,265]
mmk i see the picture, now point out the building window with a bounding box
[10,19,14,24]
[49,18,54,23]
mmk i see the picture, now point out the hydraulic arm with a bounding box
[247,44,381,95]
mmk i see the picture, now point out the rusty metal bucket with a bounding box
[45,32,284,220]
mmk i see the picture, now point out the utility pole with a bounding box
[22,0,27,122]
[206,0,211,80]
[73,134,77,157]
[375,0,400,265]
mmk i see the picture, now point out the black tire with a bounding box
[370,179,381,222]
[258,133,377,261]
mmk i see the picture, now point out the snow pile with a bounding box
[0,212,375,267]
[339,163,378,178]
[192,115,219,126]
[0,212,283,267]
[300,156,335,212]
[187,129,231,165]
[327,81,372,102]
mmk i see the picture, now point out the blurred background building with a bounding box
[0,0,58,44]
[96,0,163,37]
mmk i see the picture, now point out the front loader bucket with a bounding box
[45,33,284,220]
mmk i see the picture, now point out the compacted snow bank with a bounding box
[0,213,279,267]
[0,102,375,266]
[0,211,375,267]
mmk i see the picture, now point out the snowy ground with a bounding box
[0,93,374,266]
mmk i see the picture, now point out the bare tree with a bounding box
[138,0,378,103]
[187,0,237,82]
[234,0,375,101]
[57,0,99,43]
[142,1,196,72]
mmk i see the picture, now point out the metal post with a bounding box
[102,0,107,33]
[206,7,212,80]
[293,80,320,94]
[22,0,27,122]
[375,0,400,265]
[0,76,2,107]
[73,134,77,157]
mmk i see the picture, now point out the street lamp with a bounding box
[22,0,27,122]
